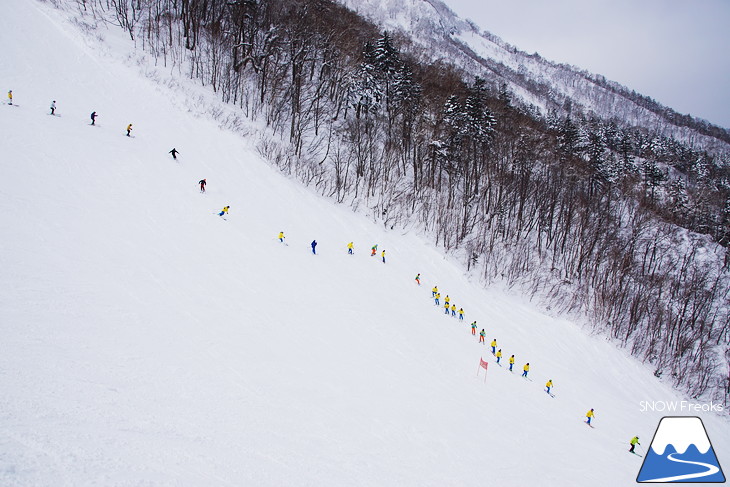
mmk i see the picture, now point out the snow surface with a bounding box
[1,1,728,486]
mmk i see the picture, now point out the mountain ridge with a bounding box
[337,0,730,152]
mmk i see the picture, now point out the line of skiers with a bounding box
[431,287,466,320]
[6,90,58,117]
[7,94,189,168]
[5,92,106,130]
[427,282,621,438]
[273,234,637,446]
[6,92,142,142]
[431,285,537,379]
[15,88,640,451]
[190,130,639,458]
[274,234,388,262]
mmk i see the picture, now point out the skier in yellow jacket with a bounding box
[508,354,515,371]
[347,242,354,254]
[126,123,133,136]
[490,339,497,355]
[218,206,229,217]
[496,349,502,364]
[629,436,640,453]
[432,285,438,297]
[278,231,285,243]
[545,379,553,395]
[586,409,595,426]
[522,362,530,378]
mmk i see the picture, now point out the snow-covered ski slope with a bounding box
[1,1,728,486]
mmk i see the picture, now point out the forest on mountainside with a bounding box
[64,0,729,402]
[339,0,730,152]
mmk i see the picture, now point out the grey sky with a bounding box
[443,0,730,129]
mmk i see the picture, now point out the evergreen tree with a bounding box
[557,117,581,162]
[392,62,421,117]
[717,196,730,246]
[497,82,512,114]
[350,41,381,117]
[643,158,666,203]
[463,77,495,143]
[586,124,609,187]
[668,177,689,220]
[618,129,636,174]
[442,95,465,144]
[372,32,401,77]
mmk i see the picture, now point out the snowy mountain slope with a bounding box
[0,1,728,486]
[336,0,730,151]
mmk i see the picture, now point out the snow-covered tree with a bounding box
[668,177,689,220]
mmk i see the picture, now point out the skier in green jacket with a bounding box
[629,436,640,453]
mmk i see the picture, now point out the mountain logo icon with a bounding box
[637,416,725,483]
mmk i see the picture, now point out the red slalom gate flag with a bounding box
[477,358,488,383]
